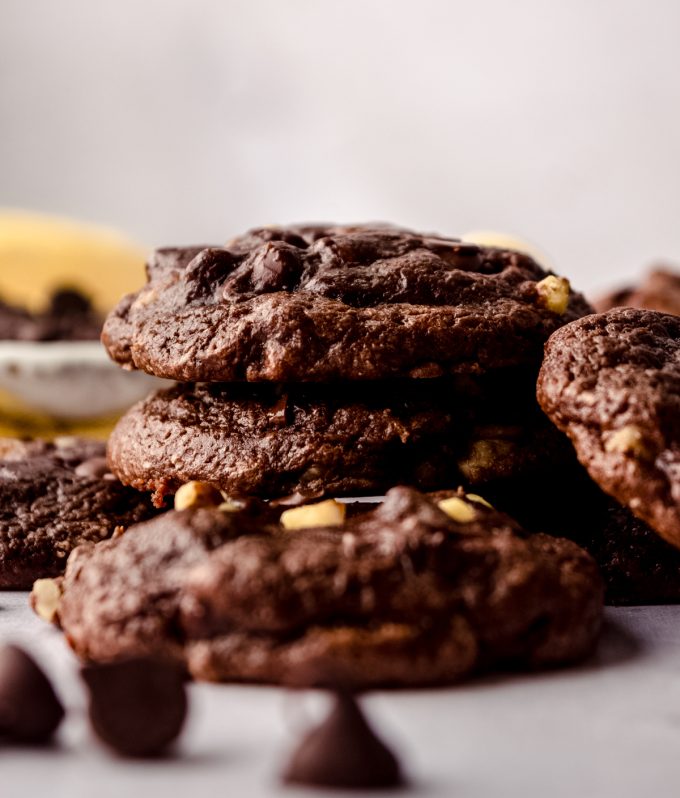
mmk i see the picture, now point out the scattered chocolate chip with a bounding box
[81,657,187,757]
[74,456,111,479]
[282,691,404,790]
[0,644,64,743]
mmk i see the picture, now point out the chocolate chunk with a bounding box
[81,657,187,757]
[184,248,237,301]
[0,645,64,743]
[223,242,304,296]
[282,691,403,789]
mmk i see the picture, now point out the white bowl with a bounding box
[0,341,165,420]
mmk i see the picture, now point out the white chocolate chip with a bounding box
[280,499,346,530]
[604,425,650,457]
[31,578,62,625]
[465,493,493,509]
[536,275,570,314]
[461,230,551,268]
[438,497,477,523]
[218,501,240,513]
[174,481,223,511]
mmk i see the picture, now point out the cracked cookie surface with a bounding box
[103,224,592,383]
[56,487,603,687]
[0,437,158,588]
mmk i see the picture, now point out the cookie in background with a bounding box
[595,265,680,316]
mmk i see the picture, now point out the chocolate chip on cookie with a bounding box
[56,487,602,687]
[537,308,680,549]
[103,224,592,383]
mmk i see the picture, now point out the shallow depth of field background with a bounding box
[2,0,680,294]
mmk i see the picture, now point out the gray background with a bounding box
[2,0,680,292]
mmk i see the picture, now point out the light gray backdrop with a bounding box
[2,0,680,293]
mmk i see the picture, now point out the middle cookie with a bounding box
[108,375,569,502]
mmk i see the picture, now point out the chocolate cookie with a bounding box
[595,267,680,316]
[537,309,680,548]
[107,375,571,502]
[0,437,157,589]
[478,464,680,605]
[102,225,592,383]
[55,487,602,687]
[580,498,680,605]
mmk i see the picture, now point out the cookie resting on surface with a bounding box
[51,487,603,687]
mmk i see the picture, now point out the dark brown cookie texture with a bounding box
[537,309,680,549]
[102,224,592,383]
[0,437,158,589]
[107,374,570,502]
[480,464,680,605]
[595,267,680,316]
[56,487,603,687]
[581,498,680,606]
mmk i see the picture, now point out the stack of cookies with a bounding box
[32,223,614,687]
[102,224,593,503]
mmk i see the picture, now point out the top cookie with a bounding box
[103,224,592,382]
[537,309,680,548]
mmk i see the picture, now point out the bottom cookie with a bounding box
[50,487,603,687]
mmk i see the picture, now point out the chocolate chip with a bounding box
[250,243,302,292]
[48,288,93,316]
[0,645,64,743]
[184,248,237,300]
[282,691,404,789]
[223,242,303,297]
[74,456,110,479]
[81,657,187,757]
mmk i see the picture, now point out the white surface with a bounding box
[2,594,680,797]
[0,342,166,419]
[3,0,680,292]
